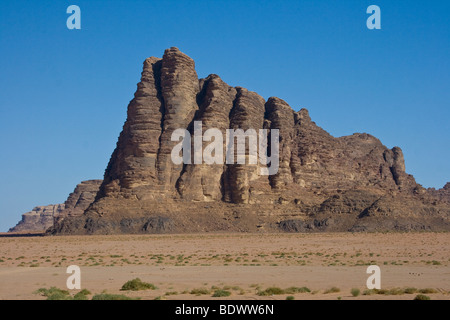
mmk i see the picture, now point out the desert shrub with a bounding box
[78,289,91,295]
[34,287,94,300]
[257,286,310,296]
[404,287,418,294]
[414,294,430,300]
[376,289,389,295]
[324,287,340,294]
[73,292,89,300]
[419,288,438,294]
[351,288,360,297]
[120,278,157,291]
[363,289,377,295]
[212,289,231,297]
[387,288,405,295]
[286,296,295,300]
[190,288,211,295]
[284,287,310,294]
[257,287,285,296]
[34,287,72,300]
[363,287,433,296]
[92,293,137,300]
[46,292,73,300]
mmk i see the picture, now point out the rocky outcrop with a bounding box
[47,47,449,235]
[9,180,101,233]
[58,180,102,219]
[9,204,65,232]
[427,182,450,204]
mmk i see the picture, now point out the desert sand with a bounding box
[0,232,448,300]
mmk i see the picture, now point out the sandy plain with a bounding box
[0,232,448,300]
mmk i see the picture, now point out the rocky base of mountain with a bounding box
[48,187,450,235]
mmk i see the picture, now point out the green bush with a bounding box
[404,287,418,294]
[286,296,295,300]
[257,287,285,296]
[212,289,231,297]
[73,292,89,300]
[92,293,137,300]
[324,287,340,294]
[257,286,311,296]
[363,287,435,296]
[79,289,91,295]
[351,288,360,297]
[387,288,405,295]
[34,287,72,300]
[414,294,430,301]
[419,288,438,294]
[285,287,310,294]
[190,288,211,295]
[120,278,157,291]
[34,287,93,300]
[363,289,377,295]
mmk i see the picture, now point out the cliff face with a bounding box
[48,47,449,234]
[9,180,101,233]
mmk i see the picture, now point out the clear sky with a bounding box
[0,0,449,231]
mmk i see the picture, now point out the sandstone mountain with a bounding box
[49,47,449,234]
[9,180,101,233]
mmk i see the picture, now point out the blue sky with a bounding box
[0,0,449,231]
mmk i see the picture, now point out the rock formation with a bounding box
[427,183,450,204]
[57,180,103,219]
[46,47,449,234]
[9,180,101,233]
[9,204,65,232]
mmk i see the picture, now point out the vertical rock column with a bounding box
[265,97,295,189]
[383,146,416,191]
[177,74,237,201]
[98,57,164,200]
[156,47,200,195]
[224,88,266,203]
